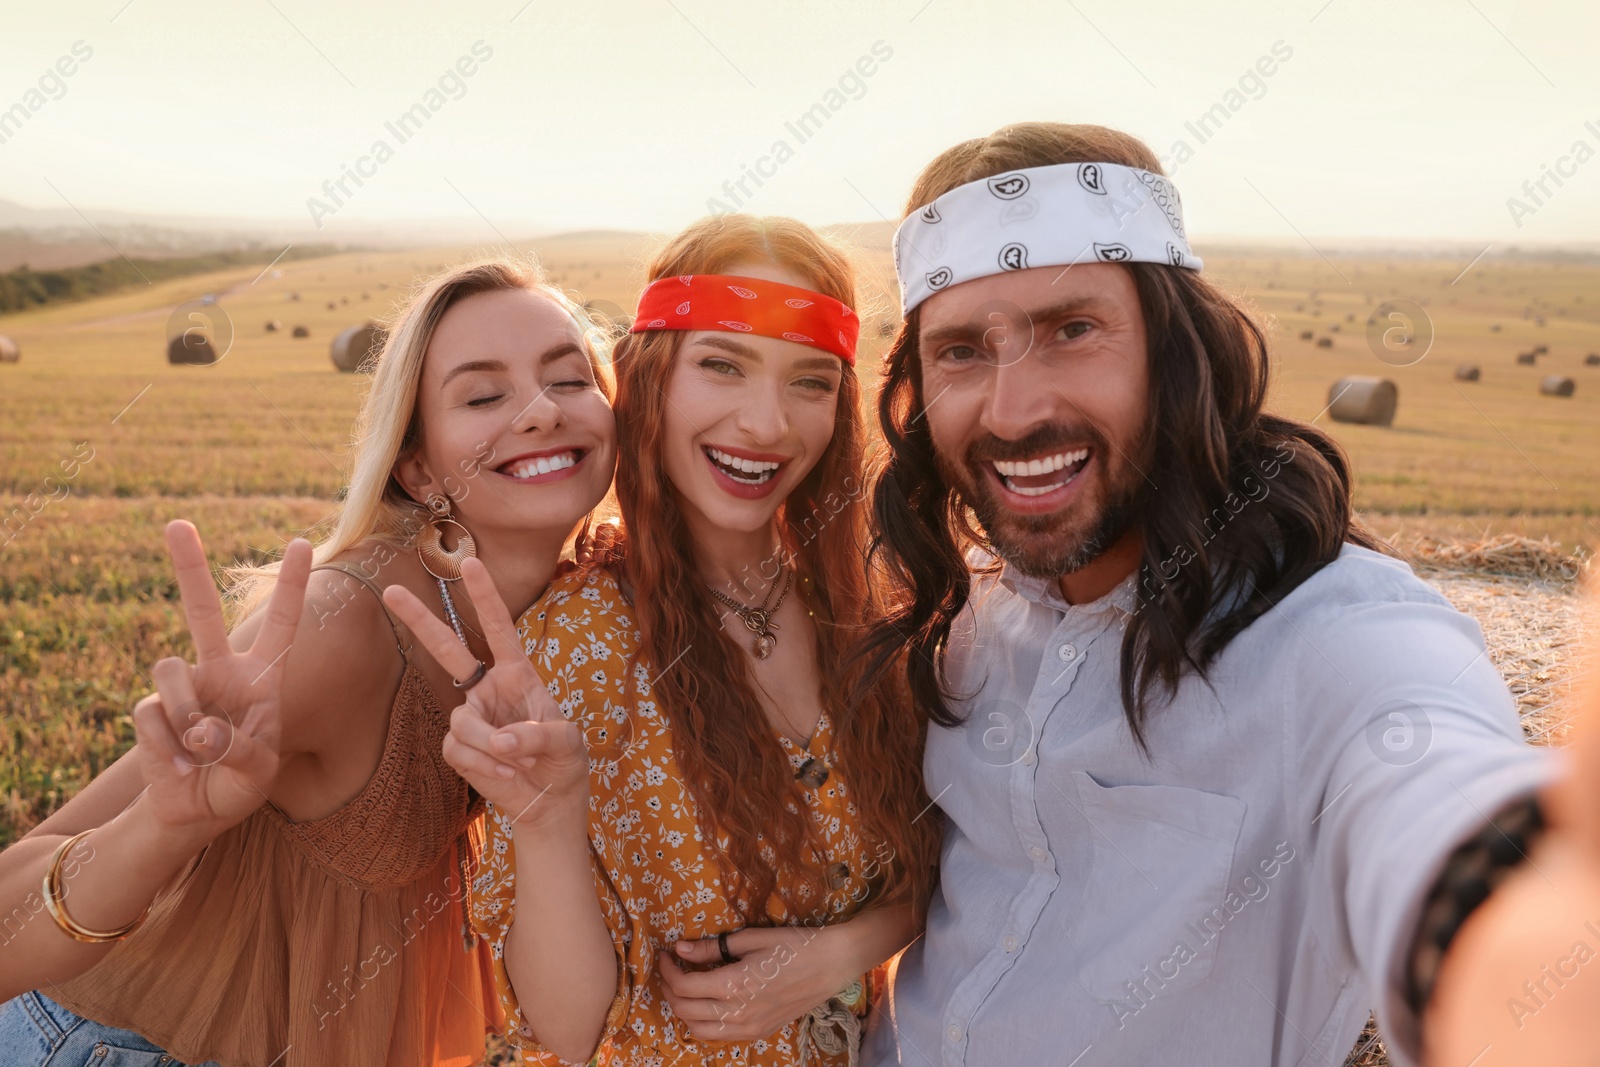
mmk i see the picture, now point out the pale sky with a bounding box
[1,0,1596,245]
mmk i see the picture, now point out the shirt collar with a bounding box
[993,554,1141,618]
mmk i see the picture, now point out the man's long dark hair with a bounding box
[858,122,1386,748]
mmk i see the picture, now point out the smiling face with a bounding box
[396,286,616,544]
[658,262,845,538]
[917,262,1152,579]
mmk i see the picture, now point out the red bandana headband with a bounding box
[629,274,859,364]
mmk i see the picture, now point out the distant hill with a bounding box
[0,246,339,315]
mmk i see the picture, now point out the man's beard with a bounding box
[935,421,1150,580]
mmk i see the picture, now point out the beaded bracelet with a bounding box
[1405,792,1545,1014]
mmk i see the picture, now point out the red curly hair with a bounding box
[607,214,938,923]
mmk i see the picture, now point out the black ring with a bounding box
[717,931,737,964]
[453,660,487,691]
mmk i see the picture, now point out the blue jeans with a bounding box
[0,990,222,1066]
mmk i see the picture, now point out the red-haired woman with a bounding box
[385,215,940,1066]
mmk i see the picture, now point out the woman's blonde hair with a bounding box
[227,257,616,617]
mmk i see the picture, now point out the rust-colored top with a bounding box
[52,562,501,1067]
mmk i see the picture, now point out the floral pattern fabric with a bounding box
[470,564,889,1066]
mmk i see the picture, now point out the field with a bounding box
[0,235,1596,1064]
[3,235,1598,842]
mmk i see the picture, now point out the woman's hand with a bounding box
[133,520,312,835]
[384,557,589,829]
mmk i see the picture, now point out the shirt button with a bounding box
[1057,642,1077,662]
[796,757,830,787]
[1030,845,1048,862]
[1020,749,1036,766]
[947,1025,963,1042]
[1004,935,1018,952]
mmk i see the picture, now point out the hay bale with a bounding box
[292,325,310,339]
[0,334,19,363]
[1327,376,1397,426]
[1315,336,1334,349]
[167,332,218,366]
[1490,323,1502,332]
[1586,353,1599,366]
[1455,365,1480,382]
[326,301,337,311]
[1540,375,1575,398]
[878,321,895,338]
[289,292,301,301]
[1534,344,1549,355]
[265,320,281,333]
[330,322,386,373]
[1299,330,1314,341]
[1516,351,1537,365]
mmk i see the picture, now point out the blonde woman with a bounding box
[0,259,619,1067]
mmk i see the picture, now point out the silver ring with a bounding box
[453,660,487,691]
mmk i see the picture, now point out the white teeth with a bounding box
[707,447,782,477]
[1010,480,1067,497]
[505,451,577,479]
[991,448,1089,479]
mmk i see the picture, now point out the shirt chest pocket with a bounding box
[1066,770,1247,1004]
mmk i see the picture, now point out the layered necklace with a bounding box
[708,569,793,660]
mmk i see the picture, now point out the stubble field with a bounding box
[2,232,1597,844]
[2,231,1596,1067]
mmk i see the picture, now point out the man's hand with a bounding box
[657,925,861,1043]
[1427,594,1600,1066]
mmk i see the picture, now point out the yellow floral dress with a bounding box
[470,564,891,1066]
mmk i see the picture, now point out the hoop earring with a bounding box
[416,493,477,582]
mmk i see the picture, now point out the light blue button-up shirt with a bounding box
[866,544,1556,1067]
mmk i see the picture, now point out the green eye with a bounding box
[941,344,979,363]
[1058,321,1092,340]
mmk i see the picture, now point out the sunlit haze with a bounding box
[1,0,1596,246]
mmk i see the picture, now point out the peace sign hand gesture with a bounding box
[133,520,312,834]
[383,557,590,830]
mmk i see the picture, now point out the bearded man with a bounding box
[859,122,1596,1067]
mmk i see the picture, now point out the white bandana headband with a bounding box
[893,161,1204,313]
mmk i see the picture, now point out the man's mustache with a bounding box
[964,423,1105,466]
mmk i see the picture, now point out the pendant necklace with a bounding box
[708,569,793,660]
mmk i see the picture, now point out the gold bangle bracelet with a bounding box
[41,828,150,944]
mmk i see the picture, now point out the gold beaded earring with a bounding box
[416,493,476,582]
